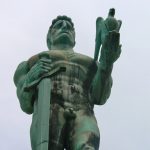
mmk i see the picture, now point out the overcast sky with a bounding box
[0,0,150,150]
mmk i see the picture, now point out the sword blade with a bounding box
[36,78,51,150]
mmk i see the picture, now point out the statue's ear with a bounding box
[47,38,51,50]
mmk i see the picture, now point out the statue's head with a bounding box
[47,15,75,50]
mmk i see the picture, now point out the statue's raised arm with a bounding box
[92,8,122,105]
[94,8,122,62]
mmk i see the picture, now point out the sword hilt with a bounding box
[24,53,66,91]
[24,66,66,91]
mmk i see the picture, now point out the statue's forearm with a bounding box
[91,63,113,105]
[17,75,34,114]
[92,29,121,105]
[14,61,35,114]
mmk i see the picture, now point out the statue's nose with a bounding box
[62,21,67,29]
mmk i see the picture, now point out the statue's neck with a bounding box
[50,44,74,51]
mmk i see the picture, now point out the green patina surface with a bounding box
[14,8,122,150]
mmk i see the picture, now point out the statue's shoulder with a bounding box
[14,61,29,86]
[73,51,95,67]
[74,52,93,60]
[28,50,67,68]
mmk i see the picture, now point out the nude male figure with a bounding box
[14,13,121,150]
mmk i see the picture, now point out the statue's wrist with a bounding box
[22,74,35,94]
[100,61,113,71]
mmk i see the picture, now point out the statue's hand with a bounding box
[99,30,121,69]
[26,58,52,85]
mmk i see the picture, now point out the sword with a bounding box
[36,78,51,150]
[24,53,66,150]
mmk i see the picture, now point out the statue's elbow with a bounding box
[20,103,33,114]
[93,89,111,105]
[17,89,34,114]
[94,96,109,105]
[99,96,109,105]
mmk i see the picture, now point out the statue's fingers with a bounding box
[112,31,120,48]
[116,20,122,32]
[28,67,40,79]
[110,30,120,39]
[116,45,122,59]
[42,65,52,71]
[40,58,52,63]
[38,68,49,77]
[104,31,119,51]
[41,62,53,68]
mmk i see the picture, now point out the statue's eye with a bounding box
[66,23,72,30]
[53,20,74,31]
[53,21,63,29]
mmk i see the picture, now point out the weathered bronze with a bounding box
[14,8,122,150]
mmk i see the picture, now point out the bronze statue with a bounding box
[14,8,122,150]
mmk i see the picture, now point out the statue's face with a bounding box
[49,19,75,47]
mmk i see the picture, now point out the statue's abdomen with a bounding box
[50,61,90,105]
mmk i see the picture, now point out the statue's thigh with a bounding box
[69,110,100,150]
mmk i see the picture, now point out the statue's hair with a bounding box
[47,15,75,50]
[50,15,74,31]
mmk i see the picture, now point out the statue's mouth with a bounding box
[61,31,69,34]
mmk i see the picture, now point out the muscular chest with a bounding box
[28,50,97,85]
